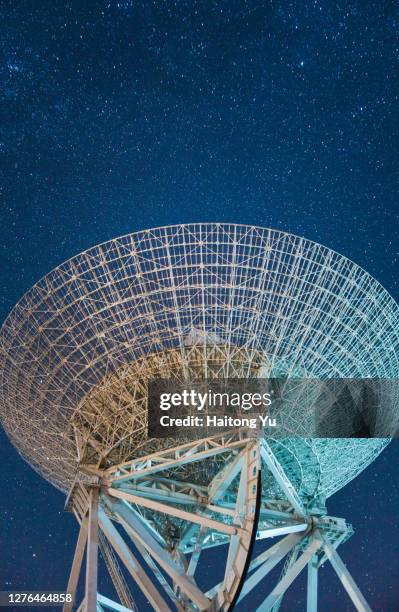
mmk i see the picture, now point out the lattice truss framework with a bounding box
[1,223,399,612]
[1,224,398,497]
[62,431,374,612]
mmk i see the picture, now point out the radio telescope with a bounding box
[1,223,398,612]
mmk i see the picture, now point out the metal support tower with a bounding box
[63,431,371,612]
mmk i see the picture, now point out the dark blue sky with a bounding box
[0,1,398,610]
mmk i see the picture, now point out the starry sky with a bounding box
[0,1,398,610]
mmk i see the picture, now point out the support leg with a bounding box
[103,497,210,610]
[85,487,100,612]
[207,532,304,601]
[98,507,172,612]
[63,516,89,612]
[255,538,321,612]
[307,553,318,612]
[270,547,299,612]
[318,532,372,612]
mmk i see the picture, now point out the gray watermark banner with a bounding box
[147,378,399,440]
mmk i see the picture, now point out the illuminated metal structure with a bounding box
[1,224,398,611]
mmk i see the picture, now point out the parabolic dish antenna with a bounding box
[1,223,398,611]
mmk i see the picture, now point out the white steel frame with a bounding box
[63,431,371,612]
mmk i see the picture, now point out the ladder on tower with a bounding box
[99,530,138,612]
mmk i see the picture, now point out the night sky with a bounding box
[1,1,398,611]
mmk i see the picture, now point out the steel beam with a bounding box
[256,522,308,539]
[236,533,304,602]
[187,527,207,577]
[116,484,199,506]
[249,532,304,573]
[318,532,372,612]
[106,487,240,536]
[260,442,306,517]
[307,554,318,612]
[270,547,299,612]
[85,488,100,612]
[103,496,211,611]
[213,442,260,610]
[77,600,86,612]
[96,594,133,612]
[255,538,321,611]
[132,539,180,607]
[106,431,250,483]
[317,528,349,568]
[98,531,136,611]
[63,516,88,612]
[98,508,171,612]
[208,451,243,502]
